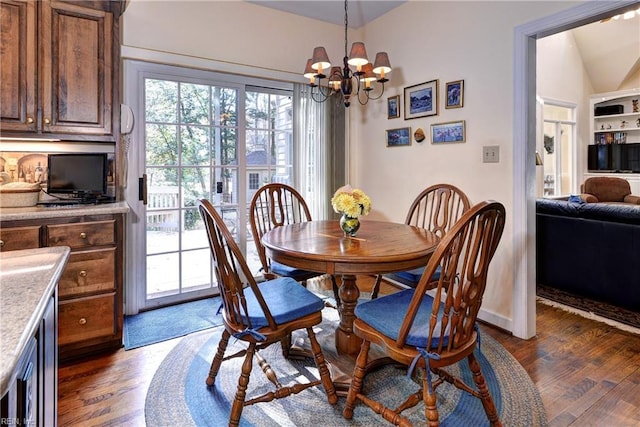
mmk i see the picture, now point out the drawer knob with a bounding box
[0,240,4,248]
[79,270,87,278]
[79,318,87,325]
[80,232,87,239]
[44,118,51,124]
[27,117,34,124]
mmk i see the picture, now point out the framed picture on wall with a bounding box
[386,127,412,147]
[445,80,464,109]
[431,120,466,144]
[404,79,438,119]
[387,95,400,119]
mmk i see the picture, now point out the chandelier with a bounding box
[303,0,392,107]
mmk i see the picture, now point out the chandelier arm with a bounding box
[364,83,386,102]
[310,83,332,103]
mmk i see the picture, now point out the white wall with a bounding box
[121,0,579,332]
[347,1,575,327]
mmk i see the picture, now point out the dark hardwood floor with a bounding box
[58,277,640,426]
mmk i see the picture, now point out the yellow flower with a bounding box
[331,185,371,218]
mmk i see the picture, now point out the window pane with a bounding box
[180,83,210,124]
[181,167,210,208]
[146,79,178,123]
[147,253,180,298]
[146,212,179,254]
[147,167,178,189]
[214,127,237,166]
[182,249,213,291]
[146,124,178,166]
[181,125,210,166]
[216,87,238,127]
[183,208,209,251]
[273,94,293,130]
[246,92,270,128]
[214,167,238,206]
[246,129,271,165]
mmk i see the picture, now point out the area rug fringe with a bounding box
[537,297,640,336]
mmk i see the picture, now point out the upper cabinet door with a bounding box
[40,0,113,137]
[0,0,37,132]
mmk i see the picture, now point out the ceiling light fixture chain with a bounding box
[303,0,392,107]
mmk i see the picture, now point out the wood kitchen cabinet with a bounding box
[0,0,124,142]
[0,225,41,251]
[0,212,125,362]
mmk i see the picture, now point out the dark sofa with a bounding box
[536,198,640,312]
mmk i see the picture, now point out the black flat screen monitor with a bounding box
[47,153,108,199]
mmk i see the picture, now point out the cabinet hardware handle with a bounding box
[80,232,87,239]
[0,240,4,247]
[79,270,87,278]
[27,117,34,124]
[79,318,87,325]
[44,118,50,124]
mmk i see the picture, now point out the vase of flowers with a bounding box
[331,185,371,237]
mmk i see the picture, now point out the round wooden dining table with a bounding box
[261,219,439,356]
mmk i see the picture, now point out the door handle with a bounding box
[139,173,148,205]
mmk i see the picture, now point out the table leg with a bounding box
[335,274,362,355]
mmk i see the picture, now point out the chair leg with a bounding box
[371,274,383,299]
[229,342,256,427]
[423,368,440,426]
[467,353,502,427]
[206,329,231,386]
[280,332,291,359]
[343,340,371,419]
[330,275,341,307]
[306,327,338,404]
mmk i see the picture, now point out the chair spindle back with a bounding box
[405,184,471,237]
[398,201,505,352]
[250,184,312,276]
[199,199,276,333]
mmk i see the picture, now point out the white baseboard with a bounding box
[478,307,512,333]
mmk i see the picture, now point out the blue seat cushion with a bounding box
[355,289,448,349]
[271,261,320,281]
[387,265,441,288]
[243,277,325,328]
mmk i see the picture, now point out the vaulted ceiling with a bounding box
[247,1,639,93]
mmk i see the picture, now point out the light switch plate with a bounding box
[483,146,500,163]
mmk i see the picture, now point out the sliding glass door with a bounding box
[143,78,241,305]
[124,61,298,312]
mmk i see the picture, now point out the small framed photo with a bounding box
[404,79,438,120]
[387,95,400,119]
[386,127,412,147]
[445,80,464,109]
[431,120,466,144]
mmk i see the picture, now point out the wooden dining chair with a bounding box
[250,183,340,304]
[371,183,471,298]
[343,200,505,426]
[198,199,337,426]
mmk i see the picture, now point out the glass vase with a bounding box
[340,214,360,237]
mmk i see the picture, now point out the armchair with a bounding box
[580,176,640,204]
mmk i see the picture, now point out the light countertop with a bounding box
[0,201,129,221]
[0,246,70,397]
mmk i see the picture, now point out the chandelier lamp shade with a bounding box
[303,0,392,107]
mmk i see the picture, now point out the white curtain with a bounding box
[293,84,330,219]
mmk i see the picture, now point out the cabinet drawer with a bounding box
[59,293,116,346]
[0,226,40,252]
[47,220,115,248]
[59,248,115,298]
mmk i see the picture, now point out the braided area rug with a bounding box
[145,311,547,426]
